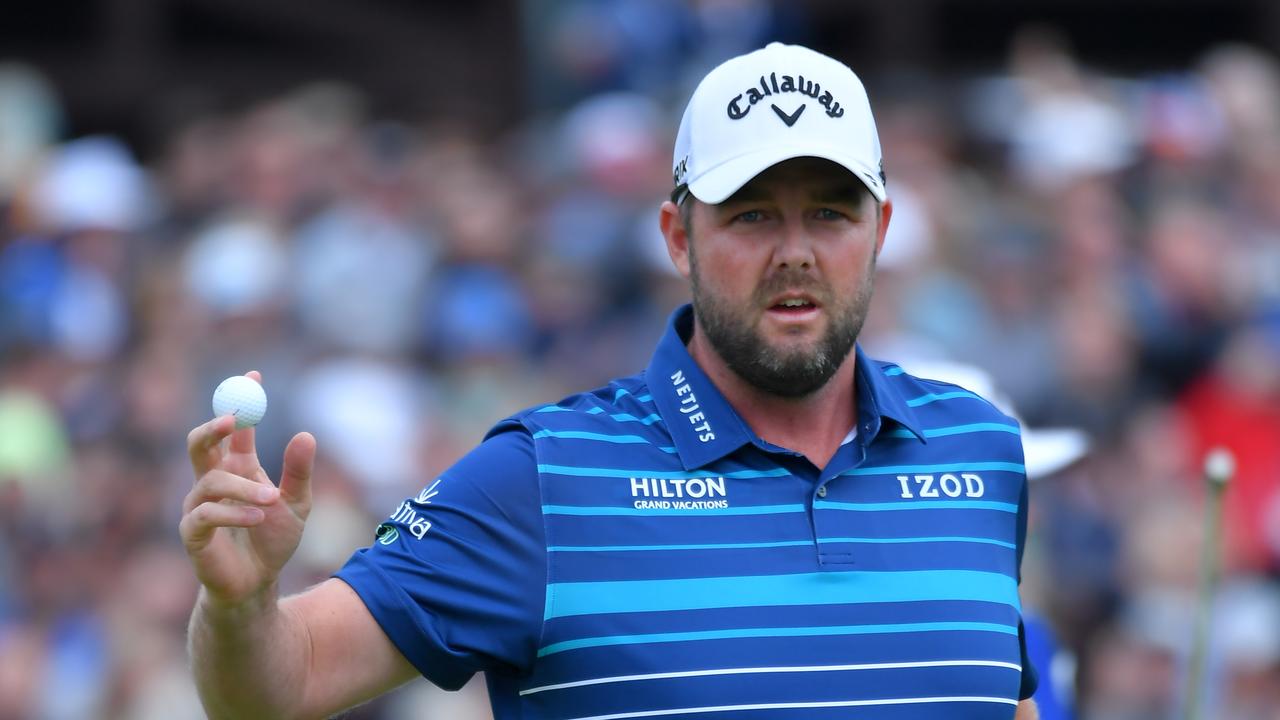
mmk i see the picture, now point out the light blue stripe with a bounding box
[532,430,651,445]
[885,423,1021,439]
[536,400,656,415]
[549,540,814,553]
[883,366,905,376]
[816,500,1018,513]
[538,621,1018,657]
[529,431,677,454]
[606,412,662,424]
[537,465,790,479]
[542,503,805,517]
[884,429,916,439]
[906,390,983,407]
[610,389,656,404]
[840,462,1025,476]
[547,536,1015,552]
[546,570,1019,620]
[819,536,1017,549]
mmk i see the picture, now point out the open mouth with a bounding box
[768,296,820,316]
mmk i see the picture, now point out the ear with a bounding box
[873,197,893,258]
[659,200,693,278]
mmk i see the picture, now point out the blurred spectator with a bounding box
[0,63,62,204]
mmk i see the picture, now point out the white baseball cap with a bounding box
[672,42,886,205]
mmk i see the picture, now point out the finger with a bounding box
[180,501,266,551]
[227,371,263,457]
[279,432,316,511]
[187,415,236,478]
[184,469,280,513]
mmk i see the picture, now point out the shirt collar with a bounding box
[646,305,927,470]
[851,344,927,443]
[646,305,754,470]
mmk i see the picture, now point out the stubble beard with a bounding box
[689,250,875,399]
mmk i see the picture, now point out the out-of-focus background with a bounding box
[1,1,1279,718]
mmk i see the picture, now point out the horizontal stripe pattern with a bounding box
[538,621,1020,657]
[542,599,1021,641]
[564,696,1019,720]
[543,503,804,517]
[547,535,1014,553]
[584,408,664,424]
[533,430,655,444]
[840,461,1025,476]
[816,499,1018,513]
[537,464,790,479]
[906,390,984,407]
[516,357,1028,717]
[531,430,677,453]
[520,659,1020,695]
[545,569,1019,620]
[549,540,812,552]
[611,388,654,403]
[884,422,1020,439]
[821,535,1016,549]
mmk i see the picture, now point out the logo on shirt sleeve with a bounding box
[382,478,443,541]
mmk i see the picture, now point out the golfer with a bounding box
[183,42,1039,719]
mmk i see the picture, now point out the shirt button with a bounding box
[817,486,828,498]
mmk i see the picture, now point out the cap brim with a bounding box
[687,145,886,204]
[1022,428,1090,480]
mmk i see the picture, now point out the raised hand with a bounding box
[180,371,316,608]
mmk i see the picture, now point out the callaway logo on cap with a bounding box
[672,42,886,205]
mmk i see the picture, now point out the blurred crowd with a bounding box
[1,3,1279,719]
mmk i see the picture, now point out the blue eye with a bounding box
[736,210,764,223]
[816,208,844,220]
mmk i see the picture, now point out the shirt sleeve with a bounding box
[334,423,545,691]
[1015,468,1040,700]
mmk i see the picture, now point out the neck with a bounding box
[687,325,858,469]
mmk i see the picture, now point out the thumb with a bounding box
[279,431,316,513]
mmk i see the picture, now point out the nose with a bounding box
[773,220,815,272]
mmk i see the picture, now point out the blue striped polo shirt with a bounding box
[337,304,1037,719]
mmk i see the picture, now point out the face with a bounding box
[662,157,891,398]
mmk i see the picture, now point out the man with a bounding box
[183,43,1039,719]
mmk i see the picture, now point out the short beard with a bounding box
[689,248,874,399]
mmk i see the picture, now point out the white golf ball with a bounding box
[212,376,268,429]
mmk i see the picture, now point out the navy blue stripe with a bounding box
[539,621,1018,656]
[545,511,813,549]
[543,543,1015,582]
[522,664,1021,720]
[544,503,804,517]
[542,599,1020,642]
[840,462,1025,477]
[816,499,1018,513]
[538,465,790,479]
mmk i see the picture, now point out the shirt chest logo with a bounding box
[629,476,729,510]
[895,473,986,499]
